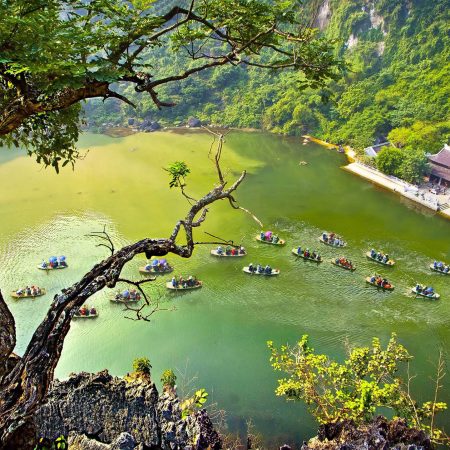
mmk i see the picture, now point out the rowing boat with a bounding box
[366,252,395,266]
[291,249,322,263]
[319,237,346,247]
[255,236,285,246]
[73,307,98,318]
[166,281,203,290]
[11,288,46,298]
[37,264,68,270]
[139,266,172,275]
[331,260,356,271]
[412,287,440,299]
[243,267,280,276]
[210,249,246,257]
[110,295,140,304]
[429,264,449,275]
[365,277,394,291]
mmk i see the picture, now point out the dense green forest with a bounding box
[86,0,450,158]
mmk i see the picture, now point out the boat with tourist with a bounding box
[73,305,98,318]
[365,276,394,291]
[11,286,46,298]
[366,250,395,266]
[331,257,355,271]
[256,231,285,246]
[167,276,202,290]
[292,247,322,262]
[111,289,141,303]
[412,284,440,299]
[211,245,246,257]
[430,261,449,275]
[319,232,346,247]
[139,258,172,274]
[37,256,68,270]
[243,264,280,276]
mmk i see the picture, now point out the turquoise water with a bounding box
[0,131,449,445]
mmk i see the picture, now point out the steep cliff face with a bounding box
[35,370,221,450]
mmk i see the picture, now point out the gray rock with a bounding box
[187,117,201,128]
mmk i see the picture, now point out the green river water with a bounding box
[1,131,449,445]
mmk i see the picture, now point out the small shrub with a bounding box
[132,357,152,376]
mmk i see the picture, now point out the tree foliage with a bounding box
[0,0,343,170]
[268,334,448,442]
[133,357,152,376]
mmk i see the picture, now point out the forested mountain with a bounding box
[86,0,449,153]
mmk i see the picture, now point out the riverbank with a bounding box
[302,135,356,161]
[343,162,450,219]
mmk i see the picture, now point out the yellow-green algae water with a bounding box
[1,131,449,444]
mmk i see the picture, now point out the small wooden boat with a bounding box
[139,266,172,275]
[291,249,322,263]
[255,236,285,246]
[37,264,68,270]
[412,286,440,299]
[210,249,246,257]
[429,264,449,275]
[331,259,356,271]
[110,294,140,304]
[366,252,395,266]
[243,267,280,276]
[73,306,98,319]
[166,281,203,290]
[365,277,394,291]
[319,237,346,247]
[11,288,46,298]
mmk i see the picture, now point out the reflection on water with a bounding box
[0,131,449,445]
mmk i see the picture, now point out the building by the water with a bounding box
[364,142,390,158]
[428,144,450,186]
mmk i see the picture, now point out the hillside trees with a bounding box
[0,0,343,170]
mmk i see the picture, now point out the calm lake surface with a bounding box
[1,131,449,444]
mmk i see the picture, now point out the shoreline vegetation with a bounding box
[97,125,450,221]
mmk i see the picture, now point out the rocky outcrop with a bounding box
[187,117,201,128]
[35,370,221,450]
[306,417,431,450]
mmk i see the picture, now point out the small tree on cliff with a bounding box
[0,0,343,171]
[268,333,448,444]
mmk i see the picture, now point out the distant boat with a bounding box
[243,267,280,276]
[111,292,141,303]
[331,259,356,271]
[255,236,285,246]
[291,249,322,263]
[11,288,46,298]
[166,281,203,290]
[319,236,346,248]
[366,252,395,266]
[429,264,449,275]
[73,306,98,318]
[365,277,394,291]
[37,264,68,270]
[412,286,440,299]
[210,249,246,257]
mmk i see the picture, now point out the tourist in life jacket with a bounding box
[370,276,376,283]
[239,246,246,254]
[26,286,31,295]
[122,289,130,299]
[264,265,272,274]
[257,264,263,273]
[415,284,422,293]
[231,247,237,256]
[226,246,232,255]
[59,256,67,267]
[370,249,376,258]
[297,246,302,255]
[272,234,279,243]
[248,263,254,273]
[217,246,223,255]
[171,277,177,288]
[260,231,265,241]
[322,232,328,242]
[444,266,449,273]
